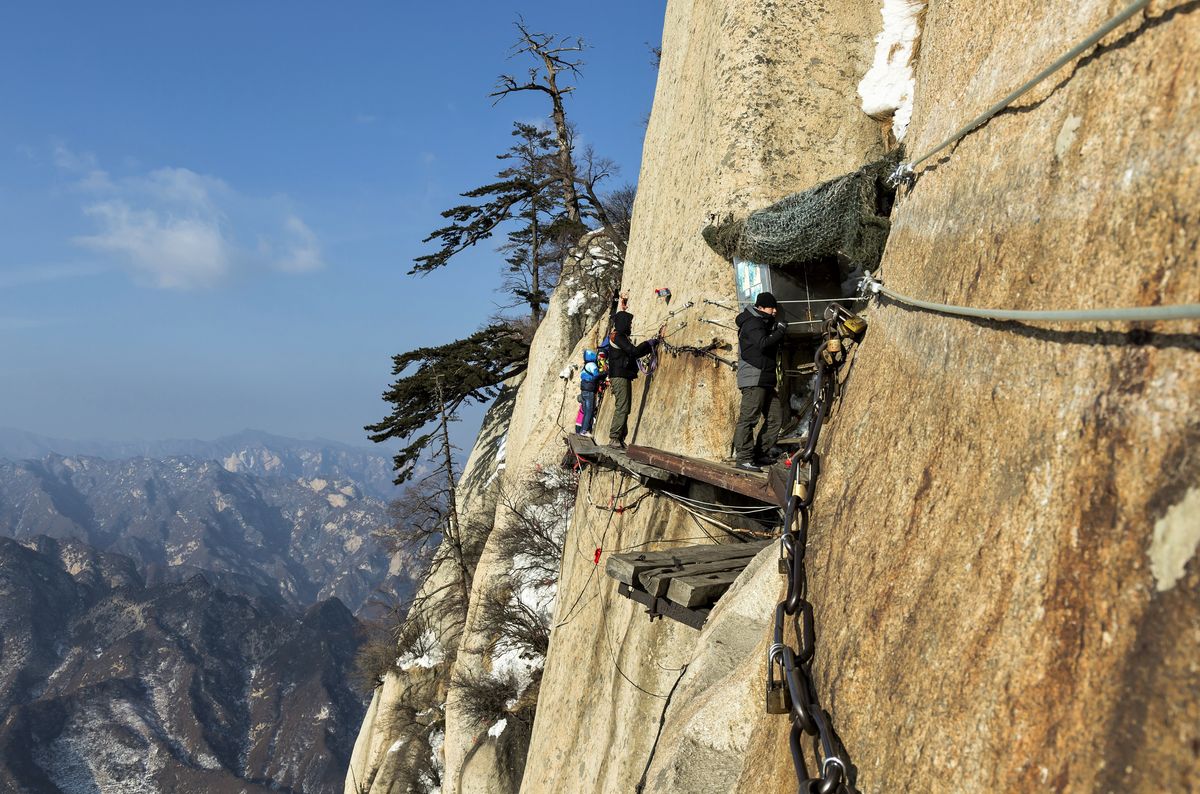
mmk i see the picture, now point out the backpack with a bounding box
[580,361,602,392]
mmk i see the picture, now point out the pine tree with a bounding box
[365,322,529,484]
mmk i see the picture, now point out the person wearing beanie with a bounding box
[604,292,658,449]
[732,291,787,472]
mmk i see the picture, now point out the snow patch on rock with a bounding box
[1149,486,1200,591]
[857,0,926,140]
[398,629,445,670]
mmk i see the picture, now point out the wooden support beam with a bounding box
[604,540,770,587]
[565,435,678,482]
[617,582,710,631]
[639,555,762,598]
[667,568,746,608]
[626,445,785,506]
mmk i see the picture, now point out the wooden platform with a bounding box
[564,434,679,482]
[606,540,773,630]
[626,445,788,507]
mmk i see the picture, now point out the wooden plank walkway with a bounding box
[606,539,773,629]
[564,434,678,482]
[625,445,786,506]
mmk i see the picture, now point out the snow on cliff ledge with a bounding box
[857,0,926,140]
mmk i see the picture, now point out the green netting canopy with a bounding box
[702,152,900,277]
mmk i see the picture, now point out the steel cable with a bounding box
[892,0,1153,183]
[862,272,1200,324]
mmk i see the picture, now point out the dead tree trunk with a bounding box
[434,377,470,608]
[492,20,586,224]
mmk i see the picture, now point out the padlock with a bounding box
[825,338,842,354]
[841,314,867,338]
[793,480,809,500]
[766,682,792,714]
[778,557,790,575]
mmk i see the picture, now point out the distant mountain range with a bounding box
[0,452,413,615]
[0,536,365,793]
[0,430,413,791]
[0,428,399,500]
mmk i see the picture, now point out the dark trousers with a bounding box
[608,377,632,442]
[733,386,782,462]
[580,391,597,434]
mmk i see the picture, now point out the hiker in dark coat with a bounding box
[732,292,787,472]
[605,293,658,449]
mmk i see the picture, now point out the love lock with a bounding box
[766,681,792,714]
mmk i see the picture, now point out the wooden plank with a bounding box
[604,541,766,586]
[625,445,784,506]
[639,556,761,598]
[565,435,677,482]
[617,582,710,631]
[667,568,746,608]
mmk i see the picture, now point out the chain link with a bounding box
[767,304,863,794]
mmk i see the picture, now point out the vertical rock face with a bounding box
[742,2,1200,790]
[346,0,1200,792]
[521,1,884,792]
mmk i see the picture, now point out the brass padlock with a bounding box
[766,682,792,714]
[841,315,867,338]
[793,480,808,500]
[778,557,790,575]
[825,338,842,354]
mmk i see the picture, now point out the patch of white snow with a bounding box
[566,291,588,317]
[857,0,926,140]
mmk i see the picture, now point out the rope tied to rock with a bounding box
[889,0,1154,187]
[860,272,1200,324]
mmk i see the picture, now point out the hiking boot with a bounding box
[608,440,626,450]
[735,461,762,473]
[754,456,777,467]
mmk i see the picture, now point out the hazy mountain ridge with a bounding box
[0,428,399,500]
[0,536,365,793]
[0,452,412,615]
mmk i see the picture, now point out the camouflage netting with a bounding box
[702,152,901,275]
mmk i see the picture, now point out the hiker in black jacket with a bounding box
[732,292,787,471]
[605,293,658,449]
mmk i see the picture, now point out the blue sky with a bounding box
[0,1,664,451]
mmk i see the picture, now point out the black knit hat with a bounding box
[755,292,779,309]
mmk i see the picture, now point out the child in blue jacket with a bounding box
[577,349,603,436]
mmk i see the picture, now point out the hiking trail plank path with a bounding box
[626,444,785,506]
[606,539,773,629]
[564,435,679,482]
[566,436,799,507]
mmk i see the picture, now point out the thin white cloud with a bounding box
[0,263,108,289]
[53,145,325,289]
[0,316,61,330]
[76,200,231,289]
[274,216,323,273]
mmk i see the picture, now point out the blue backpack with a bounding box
[580,351,602,392]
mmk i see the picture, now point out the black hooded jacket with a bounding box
[736,306,786,387]
[606,311,654,380]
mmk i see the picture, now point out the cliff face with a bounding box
[348,0,1200,791]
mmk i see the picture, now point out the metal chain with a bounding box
[767,305,863,794]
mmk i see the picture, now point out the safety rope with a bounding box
[861,272,1200,324]
[890,0,1152,185]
